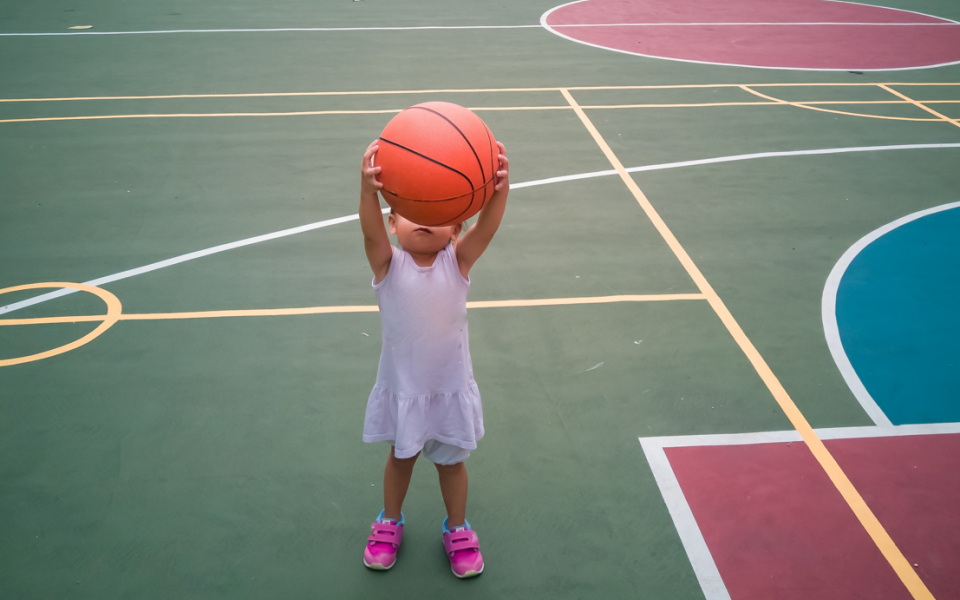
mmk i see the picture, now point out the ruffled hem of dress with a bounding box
[362,433,478,459]
[362,385,484,459]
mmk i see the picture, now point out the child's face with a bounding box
[388,213,462,255]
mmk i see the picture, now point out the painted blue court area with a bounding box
[837,205,960,425]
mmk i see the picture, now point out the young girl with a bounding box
[358,138,509,578]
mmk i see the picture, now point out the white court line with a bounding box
[641,422,960,449]
[815,421,960,439]
[540,0,960,71]
[821,201,960,427]
[640,441,733,600]
[513,143,960,189]
[0,210,387,314]
[0,25,542,37]
[639,421,960,600]
[824,0,960,25]
[1,0,955,37]
[4,21,956,37]
[3,142,959,316]
[553,22,959,26]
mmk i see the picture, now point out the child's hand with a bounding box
[361,140,383,196]
[493,141,509,192]
[359,139,393,281]
[454,141,508,279]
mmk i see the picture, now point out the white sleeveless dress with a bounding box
[362,244,484,459]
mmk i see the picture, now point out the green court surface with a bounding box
[2,1,959,599]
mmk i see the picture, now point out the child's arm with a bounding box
[455,141,509,279]
[359,140,393,283]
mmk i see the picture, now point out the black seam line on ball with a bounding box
[378,136,474,191]
[408,106,486,187]
[382,173,495,203]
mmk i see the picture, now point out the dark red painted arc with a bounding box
[544,0,960,70]
[547,0,951,25]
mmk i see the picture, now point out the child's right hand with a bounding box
[359,139,393,281]
[361,140,383,196]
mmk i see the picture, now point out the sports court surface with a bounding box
[1,1,959,598]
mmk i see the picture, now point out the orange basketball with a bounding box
[374,102,498,227]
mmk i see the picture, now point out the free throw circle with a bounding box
[542,0,960,71]
[0,282,122,367]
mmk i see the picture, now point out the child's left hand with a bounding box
[454,141,509,278]
[493,141,509,192]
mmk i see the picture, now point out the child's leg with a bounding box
[383,446,418,520]
[435,462,468,527]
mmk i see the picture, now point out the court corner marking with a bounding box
[640,422,960,600]
[640,439,733,600]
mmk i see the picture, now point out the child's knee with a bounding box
[434,461,465,476]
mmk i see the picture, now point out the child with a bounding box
[358,138,509,578]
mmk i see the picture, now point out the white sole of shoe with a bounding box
[363,559,395,570]
[452,563,484,578]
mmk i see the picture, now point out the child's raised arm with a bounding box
[455,141,509,279]
[359,140,393,283]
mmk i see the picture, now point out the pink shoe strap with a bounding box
[368,521,403,547]
[443,529,479,555]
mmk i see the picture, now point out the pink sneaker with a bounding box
[442,518,484,578]
[363,510,404,570]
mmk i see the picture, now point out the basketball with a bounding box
[374,102,498,227]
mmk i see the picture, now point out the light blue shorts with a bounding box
[390,440,471,465]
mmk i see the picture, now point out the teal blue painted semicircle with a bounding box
[833,205,960,425]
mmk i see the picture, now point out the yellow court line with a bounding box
[585,100,960,109]
[798,100,960,105]
[0,107,579,123]
[0,294,707,326]
[0,87,564,103]
[467,293,704,308]
[879,85,960,129]
[2,82,959,103]
[6,99,954,124]
[877,82,960,86]
[559,87,936,600]
[799,100,906,105]
[0,109,404,124]
[0,103,769,124]
[0,103,774,125]
[739,85,942,122]
[582,101,777,109]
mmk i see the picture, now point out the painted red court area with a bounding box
[542,0,960,70]
[665,433,960,600]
